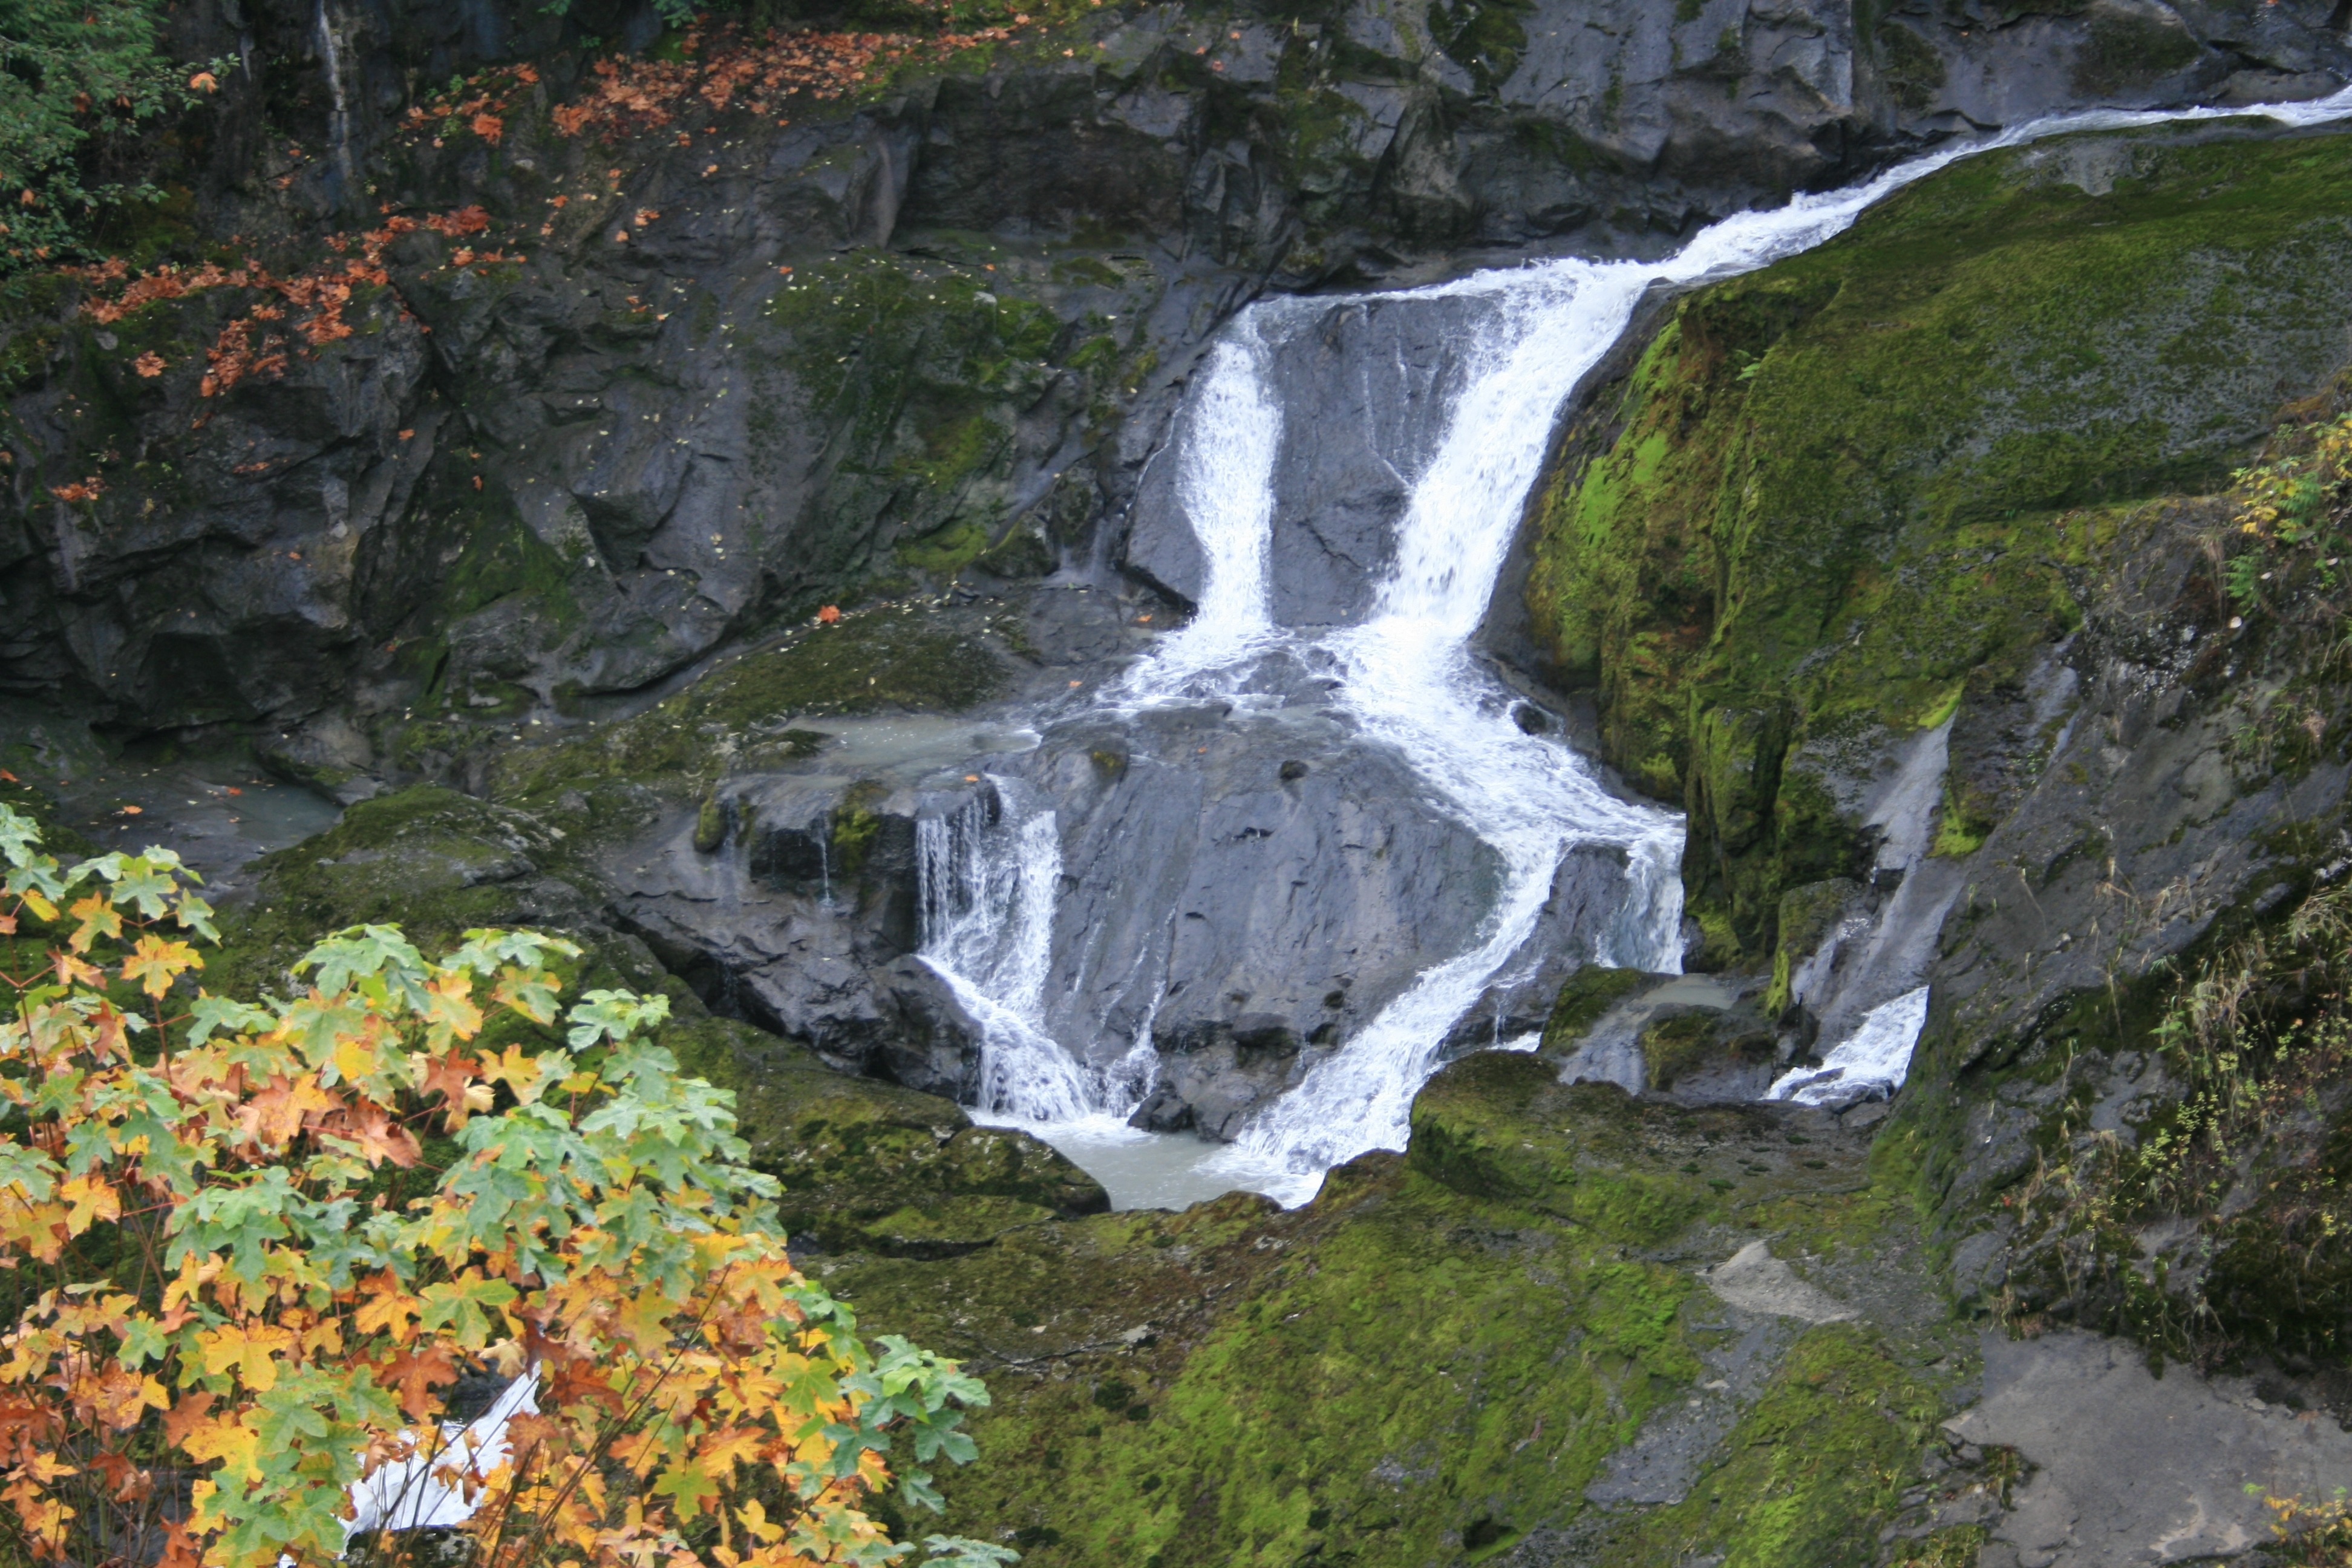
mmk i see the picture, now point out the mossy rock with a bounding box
[1538,964,1655,1053]
[208,785,603,994]
[857,1196,1061,1258]
[490,605,1004,809]
[831,1149,1705,1566]
[1526,120,2352,958]
[1639,1008,1725,1091]
[1766,876,1863,1013]
[1406,1052,1708,1238]
[830,1050,1906,1566]
[705,1021,1108,1254]
[1594,1322,1947,1567]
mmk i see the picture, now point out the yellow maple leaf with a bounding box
[180,1414,264,1484]
[421,969,483,1045]
[57,1174,122,1238]
[121,934,201,998]
[197,1322,295,1392]
[67,893,122,953]
[477,1042,546,1105]
[352,1283,420,1344]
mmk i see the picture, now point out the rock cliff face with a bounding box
[7,0,2348,773]
[1513,111,2352,1468]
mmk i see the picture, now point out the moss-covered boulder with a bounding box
[703,1019,1110,1255]
[1524,120,2352,959]
[1537,963,1654,1053]
[486,603,1010,812]
[822,1050,1958,1566]
[208,785,610,995]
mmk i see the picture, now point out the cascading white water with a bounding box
[916,781,1156,1124]
[1115,326,1288,697]
[970,87,2352,1206]
[1168,87,2352,1203]
[1767,986,1931,1107]
[915,782,1089,1120]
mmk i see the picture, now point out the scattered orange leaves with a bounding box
[49,477,105,503]
[546,22,1014,140]
[71,205,500,411]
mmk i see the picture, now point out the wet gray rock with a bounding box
[1945,1328,2352,1567]
[1124,292,1485,622]
[10,0,2345,766]
[1918,498,2352,1213]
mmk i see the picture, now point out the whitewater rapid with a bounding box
[922,85,2352,1208]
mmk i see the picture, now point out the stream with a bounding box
[903,90,2352,1210]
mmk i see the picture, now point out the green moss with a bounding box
[693,792,728,854]
[760,249,1154,586]
[1639,1010,1722,1090]
[841,1148,1700,1566]
[1527,122,2352,959]
[829,780,887,878]
[1764,877,1860,1013]
[2072,7,2200,94]
[1407,1053,1712,1241]
[1598,1324,1945,1567]
[676,1018,1111,1254]
[1874,20,1946,111]
[1540,964,1653,1053]
[1430,0,1532,95]
[1890,1527,1991,1567]
[822,1047,1939,1566]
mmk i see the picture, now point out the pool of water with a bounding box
[974,1111,1289,1213]
[48,762,343,898]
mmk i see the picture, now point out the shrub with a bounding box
[0,0,218,275]
[0,803,1011,1568]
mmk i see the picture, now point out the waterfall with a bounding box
[315,0,360,215]
[1115,326,1285,702]
[1114,84,2352,1205]
[916,781,1156,1123]
[1767,987,1932,1107]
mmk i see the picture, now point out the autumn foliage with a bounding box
[0,806,1009,1568]
[70,205,504,408]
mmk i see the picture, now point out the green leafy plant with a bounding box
[0,0,220,273]
[0,803,1013,1568]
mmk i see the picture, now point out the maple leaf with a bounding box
[67,892,122,953]
[652,1456,722,1520]
[477,1042,548,1105]
[345,1103,421,1169]
[51,948,105,989]
[419,1049,483,1127]
[351,1277,420,1344]
[380,1344,459,1422]
[420,969,484,1048]
[238,1073,340,1147]
[122,934,201,998]
[57,1174,122,1236]
[178,1411,264,1484]
[197,1322,296,1391]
